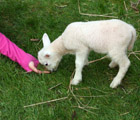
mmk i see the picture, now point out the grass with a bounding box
[0,0,140,120]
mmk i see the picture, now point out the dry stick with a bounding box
[88,55,108,64]
[77,0,118,18]
[121,87,127,94]
[76,95,110,98]
[72,106,97,115]
[128,51,135,57]
[127,88,134,95]
[69,75,97,111]
[133,53,140,60]
[30,39,40,41]
[127,51,139,57]
[69,72,98,113]
[69,70,75,89]
[128,51,140,60]
[48,83,62,90]
[133,51,140,53]
[24,96,68,108]
[81,87,109,94]
[136,0,140,7]
[83,106,98,110]
[132,52,140,55]
[55,4,67,8]
[85,99,94,109]
[120,112,129,116]
[69,84,80,107]
[131,3,139,11]
[84,87,93,107]
[124,1,128,13]
[89,87,109,94]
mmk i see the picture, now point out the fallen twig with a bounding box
[124,1,128,13]
[55,4,67,8]
[68,73,98,114]
[72,106,97,115]
[128,51,140,60]
[88,55,108,64]
[24,96,68,108]
[78,0,118,18]
[131,1,139,12]
[48,83,62,90]
[30,38,40,41]
[79,87,109,94]
[132,53,140,60]
[69,69,75,89]
[120,112,129,116]
[75,95,110,98]
[136,0,140,7]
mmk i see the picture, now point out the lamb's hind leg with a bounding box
[109,52,130,88]
[71,50,88,85]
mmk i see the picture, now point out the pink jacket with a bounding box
[0,33,39,72]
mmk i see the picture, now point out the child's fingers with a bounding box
[32,68,41,74]
[30,65,42,74]
[29,61,50,74]
[33,68,50,74]
[41,71,50,74]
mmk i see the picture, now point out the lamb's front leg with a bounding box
[71,51,88,85]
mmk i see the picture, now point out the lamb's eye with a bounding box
[45,63,48,66]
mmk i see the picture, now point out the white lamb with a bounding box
[38,19,136,88]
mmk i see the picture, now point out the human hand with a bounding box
[29,61,50,74]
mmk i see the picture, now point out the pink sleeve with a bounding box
[0,33,39,72]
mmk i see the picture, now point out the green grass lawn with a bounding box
[0,0,140,120]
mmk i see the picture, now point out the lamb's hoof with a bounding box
[71,79,81,85]
[110,78,121,88]
[109,62,117,68]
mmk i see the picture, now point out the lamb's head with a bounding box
[38,33,61,72]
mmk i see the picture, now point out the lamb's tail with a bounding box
[128,26,137,51]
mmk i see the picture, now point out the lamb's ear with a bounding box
[42,33,51,48]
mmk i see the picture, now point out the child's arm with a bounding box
[0,32,49,73]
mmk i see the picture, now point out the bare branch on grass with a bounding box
[30,39,40,41]
[124,1,128,13]
[24,96,68,108]
[68,78,98,114]
[77,0,118,18]
[131,1,140,12]
[120,112,129,116]
[128,51,140,60]
[72,106,97,115]
[79,87,109,94]
[48,83,62,90]
[88,56,108,64]
[75,95,110,98]
[136,0,140,7]
[55,4,67,8]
